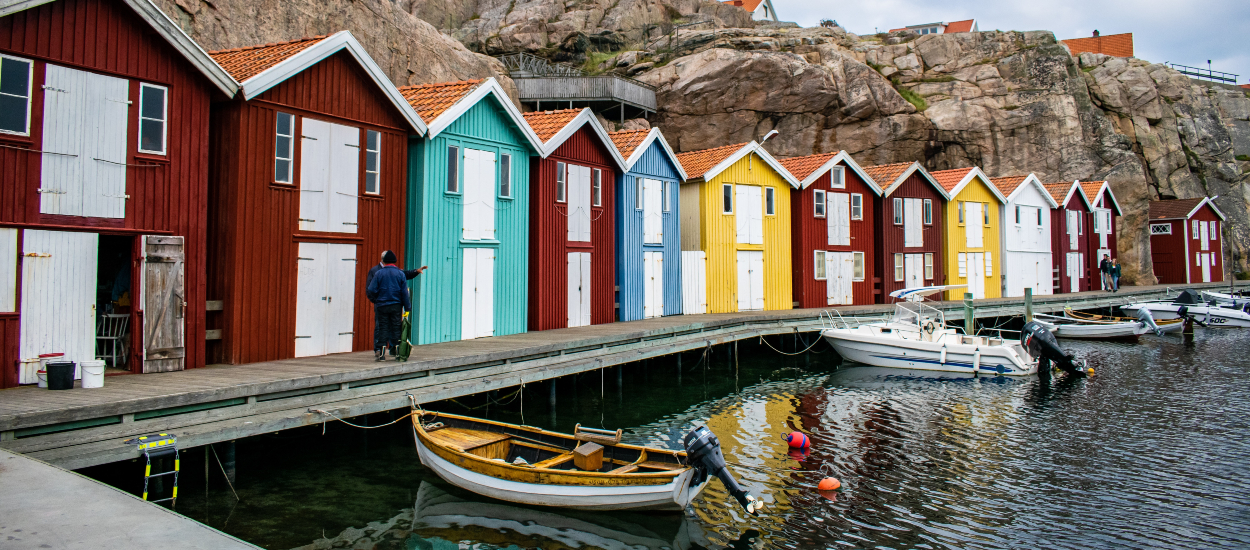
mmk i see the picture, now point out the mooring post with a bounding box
[222,440,236,486]
[677,353,682,386]
[964,292,975,335]
[1024,287,1034,322]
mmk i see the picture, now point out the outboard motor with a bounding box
[1021,320,1085,376]
[1135,308,1163,336]
[683,426,759,515]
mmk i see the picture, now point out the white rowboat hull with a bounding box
[1036,320,1150,340]
[1120,303,1250,328]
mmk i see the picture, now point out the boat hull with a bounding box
[821,329,1037,376]
[1037,320,1149,340]
[1120,303,1250,328]
[414,433,705,511]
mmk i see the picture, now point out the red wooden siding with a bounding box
[1050,195,1092,292]
[528,127,617,331]
[791,165,877,308]
[874,173,945,302]
[1189,206,1223,282]
[206,51,409,365]
[1149,220,1185,284]
[0,0,216,386]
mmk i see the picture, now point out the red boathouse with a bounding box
[1148,197,1225,284]
[1080,180,1122,287]
[861,162,949,301]
[1043,181,1093,293]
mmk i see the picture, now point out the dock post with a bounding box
[1024,288,1034,322]
[222,440,236,486]
[677,353,682,386]
[964,293,975,335]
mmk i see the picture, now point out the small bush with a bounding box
[581,50,618,75]
[1236,154,1250,162]
[920,76,956,83]
[897,86,928,111]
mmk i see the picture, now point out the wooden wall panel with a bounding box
[791,164,878,309]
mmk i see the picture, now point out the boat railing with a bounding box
[820,309,853,330]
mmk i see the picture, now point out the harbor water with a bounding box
[81,327,1250,549]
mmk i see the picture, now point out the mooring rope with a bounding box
[759,333,823,356]
[309,409,416,429]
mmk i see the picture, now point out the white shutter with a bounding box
[565,167,579,241]
[682,251,707,315]
[1199,219,1209,251]
[82,72,130,219]
[580,252,592,326]
[325,243,357,353]
[0,228,15,312]
[840,253,855,304]
[461,247,477,338]
[984,251,993,277]
[40,65,87,216]
[580,167,593,242]
[642,251,655,318]
[829,193,850,246]
[965,202,983,248]
[477,249,494,337]
[824,253,836,305]
[566,253,579,326]
[1098,210,1110,248]
[462,149,481,240]
[294,242,327,357]
[19,230,97,383]
[1067,210,1078,250]
[735,185,750,244]
[751,251,765,310]
[299,119,332,232]
[903,198,921,247]
[328,123,360,234]
[643,178,662,244]
[736,251,750,310]
[481,152,497,241]
[958,252,967,277]
[749,187,764,245]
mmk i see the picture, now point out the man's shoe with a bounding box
[374,349,385,362]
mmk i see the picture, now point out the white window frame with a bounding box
[1015,205,1021,225]
[363,129,381,195]
[894,253,904,282]
[814,250,827,280]
[592,168,602,207]
[851,193,863,220]
[274,111,294,184]
[722,183,733,214]
[893,198,903,225]
[924,252,934,280]
[1191,220,1199,239]
[1211,220,1218,239]
[985,251,993,277]
[499,152,512,198]
[1037,207,1043,226]
[765,187,775,216]
[813,190,826,218]
[663,180,671,212]
[831,166,845,189]
[555,161,566,202]
[958,252,967,277]
[0,54,34,136]
[852,251,865,281]
[634,177,643,210]
[923,199,933,225]
[137,82,168,155]
[958,201,964,224]
[1150,223,1171,235]
[447,145,460,194]
[983,202,989,225]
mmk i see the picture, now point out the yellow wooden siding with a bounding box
[696,154,794,313]
[942,175,1004,300]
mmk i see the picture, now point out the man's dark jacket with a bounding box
[366,265,411,310]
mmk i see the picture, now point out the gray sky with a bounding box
[778,0,1249,86]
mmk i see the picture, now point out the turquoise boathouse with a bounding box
[609,128,688,321]
[399,78,544,344]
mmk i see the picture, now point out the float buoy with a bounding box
[818,477,841,491]
[783,432,809,449]
[1087,367,1095,375]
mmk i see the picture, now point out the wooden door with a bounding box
[829,193,850,246]
[737,250,763,311]
[20,230,97,383]
[826,252,853,305]
[681,251,707,315]
[965,202,983,248]
[643,251,663,318]
[750,251,765,310]
[40,65,87,217]
[1067,210,1079,250]
[0,229,15,314]
[567,252,591,327]
[1200,253,1211,282]
[325,243,356,354]
[299,119,332,232]
[1066,252,1080,292]
[462,248,495,339]
[328,124,360,234]
[142,235,185,373]
[463,149,496,241]
[904,253,923,290]
[566,165,592,242]
[966,252,984,298]
[294,242,327,357]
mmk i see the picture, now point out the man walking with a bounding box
[1099,254,1111,291]
[366,251,412,361]
[1110,258,1122,292]
[366,251,426,356]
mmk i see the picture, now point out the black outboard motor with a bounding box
[683,426,758,515]
[1021,320,1085,376]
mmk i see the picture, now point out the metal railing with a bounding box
[1166,63,1238,84]
[497,53,584,77]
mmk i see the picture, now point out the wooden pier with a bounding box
[0,282,1242,470]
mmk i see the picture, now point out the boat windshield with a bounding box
[891,301,945,328]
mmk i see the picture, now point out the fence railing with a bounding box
[1166,63,1238,84]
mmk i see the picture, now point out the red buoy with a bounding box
[818,477,841,491]
[784,431,809,449]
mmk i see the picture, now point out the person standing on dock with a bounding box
[1110,258,1122,292]
[367,251,413,361]
[366,251,426,355]
[1099,254,1111,291]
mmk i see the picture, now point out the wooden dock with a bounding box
[0,282,1241,470]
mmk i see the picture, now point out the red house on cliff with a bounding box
[861,162,949,301]
[523,108,625,330]
[205,32,426,364]
[780,151,882,308]
[0,0,237,387]
[1043,181,1093,293]
[1148,197,1225,284]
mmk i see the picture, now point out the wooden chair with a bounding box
[97,314,129,368]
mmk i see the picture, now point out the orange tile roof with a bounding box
[676,143,748,180]
[1241,84,1250,90]
[1079,181,1105,204]
[398,79,484,123]
[1043,182,1078,205]
[523,109,583,142]
[209,35,329,82]
[721,0,764,12]
[608,129,650,160]
[861,162,913,186]
[929,167,975,192]
[944,19,976,33]
[991,175,1029,198]
[1149,198,1203,220]
[778,152,839,181]
[1062,33,1134,58]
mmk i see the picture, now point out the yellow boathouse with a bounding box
[676,142,799,314]
[931,167,1007,300]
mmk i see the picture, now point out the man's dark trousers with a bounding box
[375,304,404,354]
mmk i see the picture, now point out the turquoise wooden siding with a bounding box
[406,99,535,344]
[615,141,683,321]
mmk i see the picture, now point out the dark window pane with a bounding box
[500,154,511,197]
[366,172,378,194]
[141,86,165,120]
[0,58,30,97]
[366,151,378,172]
[447,146,458,192]
[140,119,164,152]
[723,185,732,212]
[0,94,27,133]
[367,130,380,151]
[276,112,292,135]
[275,159,290,183]
[275,136,291,159]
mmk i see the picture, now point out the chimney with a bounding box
[1093,30,1100,37]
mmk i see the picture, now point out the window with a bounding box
[893,198,903,224]
[0,55,33,135]
[958,201,964,224]
[1015,205,1021,224]
[555,161,565,202]
[814,190,826,218]
[924,253,934,279]
[1211,221,1218,239]
[1037,207,1043,225]
[592,169,602,206]
[1191,220,1198,239]
[1151,223,1171,235]
[635,177,643,209]
[138,83,167,154]
[723,184,733,213]
[831,166,845,189]
[1078,212,1083,234]
[499,153,512,198]
[447,145,461,193]
[765,187,775,215]
[983,202,989,225]
[364,130,381,195]
[851,193,863,220]
[852,252,865,281]
[274,112,294,184]
[815,251,827,280]
[894,253,904,281]
[663,181,671,212]
[923,199,933,225]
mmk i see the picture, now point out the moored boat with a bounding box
[1121,290,1250,328]
[1034,313,1151,341]
[1065,309,1184,334]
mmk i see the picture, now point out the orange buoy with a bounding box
[784,431,810,449]
[1087,367,1096,375]
[817,477,841,491]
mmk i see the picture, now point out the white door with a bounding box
[325,244,357,354]
[19,230,97,383]
[462,149,497,241]
[904,254,924,289]
[750,251,765,310]
[643,251,664,318]
[40,66,130,219]
[903,198,922,247]
[567,252,591,327]
[828,193,850,246]
[1200,253,1211,283]
[643,179,663,244]
[966,252,984,298]
[737,250,764,311]
[462,248,495,339]
[1066,252,1081,293]
[736,186,764,245]
[141,236,186,373]
[1067,210,1079,250]
[567,165,592,242]
[295,242,357,357]
[826,252,853,305]
[300,119,359,234]
[681,251,707,315]
[965,202,983,248]
[328,123,360,234]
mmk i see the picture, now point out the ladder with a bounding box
[124,433,179,506]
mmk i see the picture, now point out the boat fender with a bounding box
[939,346,947,364]
[683,426,759,515]
[973,350,981,372]
[783,432,810,450]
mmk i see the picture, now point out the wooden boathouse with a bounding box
[0,0,237,387]
[205,32,426,364]
[1081,180,1123,287]
[931,167,1006,300]
[523,108,625,331]
[860,162,948,301]
[991,174,1057,297]
[398,78,544,344]
[780,151,882,308]
[1043,181,1094,293]
[1148,197,1226,283]
[609,128,687,321]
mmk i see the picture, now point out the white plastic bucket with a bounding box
[80,360,106,389]
[36,370,48,389]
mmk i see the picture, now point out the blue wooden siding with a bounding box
[407,98,535,344]
[615,141,683,321]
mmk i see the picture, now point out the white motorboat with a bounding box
[1200,290,1250,308]
[1120,290,1250,328]
[821,285,1038,376]
[1034,313,1151,340]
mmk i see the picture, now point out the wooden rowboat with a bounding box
[409,406,758,513]
[1066,309,1184,334]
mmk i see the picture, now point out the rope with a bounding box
[310,409,416,429]
[759,333,823,356]
[208,444,240,501]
